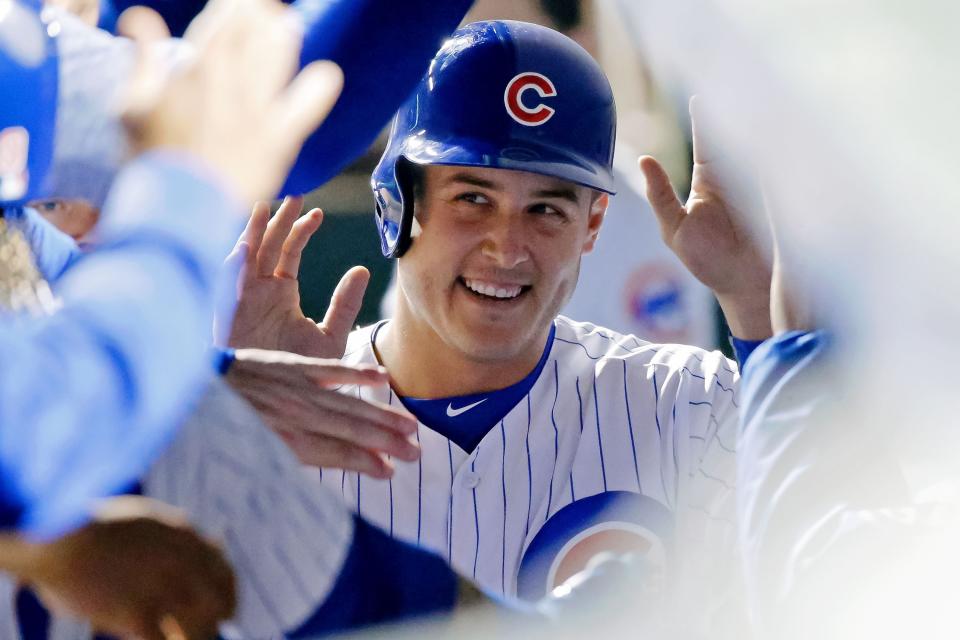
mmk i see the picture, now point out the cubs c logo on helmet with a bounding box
[504,72,557,126]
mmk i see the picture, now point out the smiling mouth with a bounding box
[459,277,531,301]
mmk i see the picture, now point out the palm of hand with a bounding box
[667,173,755,298]
[229,273,336,357]
[225,197,367,361]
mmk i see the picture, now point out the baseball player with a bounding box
[229,18,772,614]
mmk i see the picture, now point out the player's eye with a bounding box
[34,201,59,212]
[455,192,490,206]
[528,202,569,221]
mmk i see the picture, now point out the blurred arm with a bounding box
[0,151,242,541]
[737,331,916,638]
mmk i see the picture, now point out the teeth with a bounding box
[464,278,523,299]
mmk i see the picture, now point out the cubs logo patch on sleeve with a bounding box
[517,491,672,600]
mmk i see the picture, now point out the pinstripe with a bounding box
[572,376,585,499]
[448,440,454,561]
[623,359,641,492]
[524,394,533,538]
[224,528,284,627]
[576,376,584,434]
[592,373,607,491]
[652,370,662,438]
[416,427,422,544]
[356,386,363,517]
[273,541,318,600]
[388,389,395,536]
[546,360,560,521]
[671,400,680,510]
[500,420,508,594]
[471,452,480,580]
[279,483,343,544]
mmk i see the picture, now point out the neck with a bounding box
[376,302,550,399]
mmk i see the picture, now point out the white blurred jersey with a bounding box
[312,316,738,600]
[0,380,354,640]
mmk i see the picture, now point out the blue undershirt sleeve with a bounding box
[730,335,765,371]
[288,516,458,636]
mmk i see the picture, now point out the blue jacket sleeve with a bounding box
[279,0,475,195]
[288,516,458,636]
[738,331,915,638]
[0,151,243,540]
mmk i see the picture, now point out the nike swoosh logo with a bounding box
[446,399,487,417]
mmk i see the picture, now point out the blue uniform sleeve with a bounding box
[738,330,914,638]
[288,515,458,635]
[0,150,243,540]
[279,0,475,195]
[3,206,82,282]
[729,335,764,371]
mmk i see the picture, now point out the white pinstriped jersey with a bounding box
[0,379,354,640]
[312,316,739,600]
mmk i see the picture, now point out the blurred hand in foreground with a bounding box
[226,349,419,478]
[0,496,235,640]
[118,0,344,204]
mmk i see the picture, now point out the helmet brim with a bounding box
[400,134,617,196]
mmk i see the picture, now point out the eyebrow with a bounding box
[445,173,582,204]
[531,188,581,205]
[445,173,500,189]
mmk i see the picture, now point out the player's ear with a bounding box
[581,193,608,255]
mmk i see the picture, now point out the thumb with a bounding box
[321,266,370,350]
[639,156,686,241]
[222,241,250,299]
[214,241,249,346]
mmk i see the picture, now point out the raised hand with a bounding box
[222,196,368,359]
[226,349,419,478]
[639,97,772,339]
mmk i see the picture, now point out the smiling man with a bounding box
[229,20,771,611]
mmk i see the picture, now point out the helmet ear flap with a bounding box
[388,158,418,258]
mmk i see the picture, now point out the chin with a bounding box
[449,321,540,363]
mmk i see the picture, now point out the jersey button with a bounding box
[462,471,481,489]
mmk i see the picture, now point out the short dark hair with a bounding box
[538,0,583,32]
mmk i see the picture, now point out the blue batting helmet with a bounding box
[372,20,617,258]
[0,0,58,207]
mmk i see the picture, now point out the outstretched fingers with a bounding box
[257,195,303,278]
[239,202,271,262]
[276,208,323,278]
[278,429,394,479]
[321,266,370,348]
[639,155,686,241]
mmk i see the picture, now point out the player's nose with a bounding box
[480,214,530,269]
